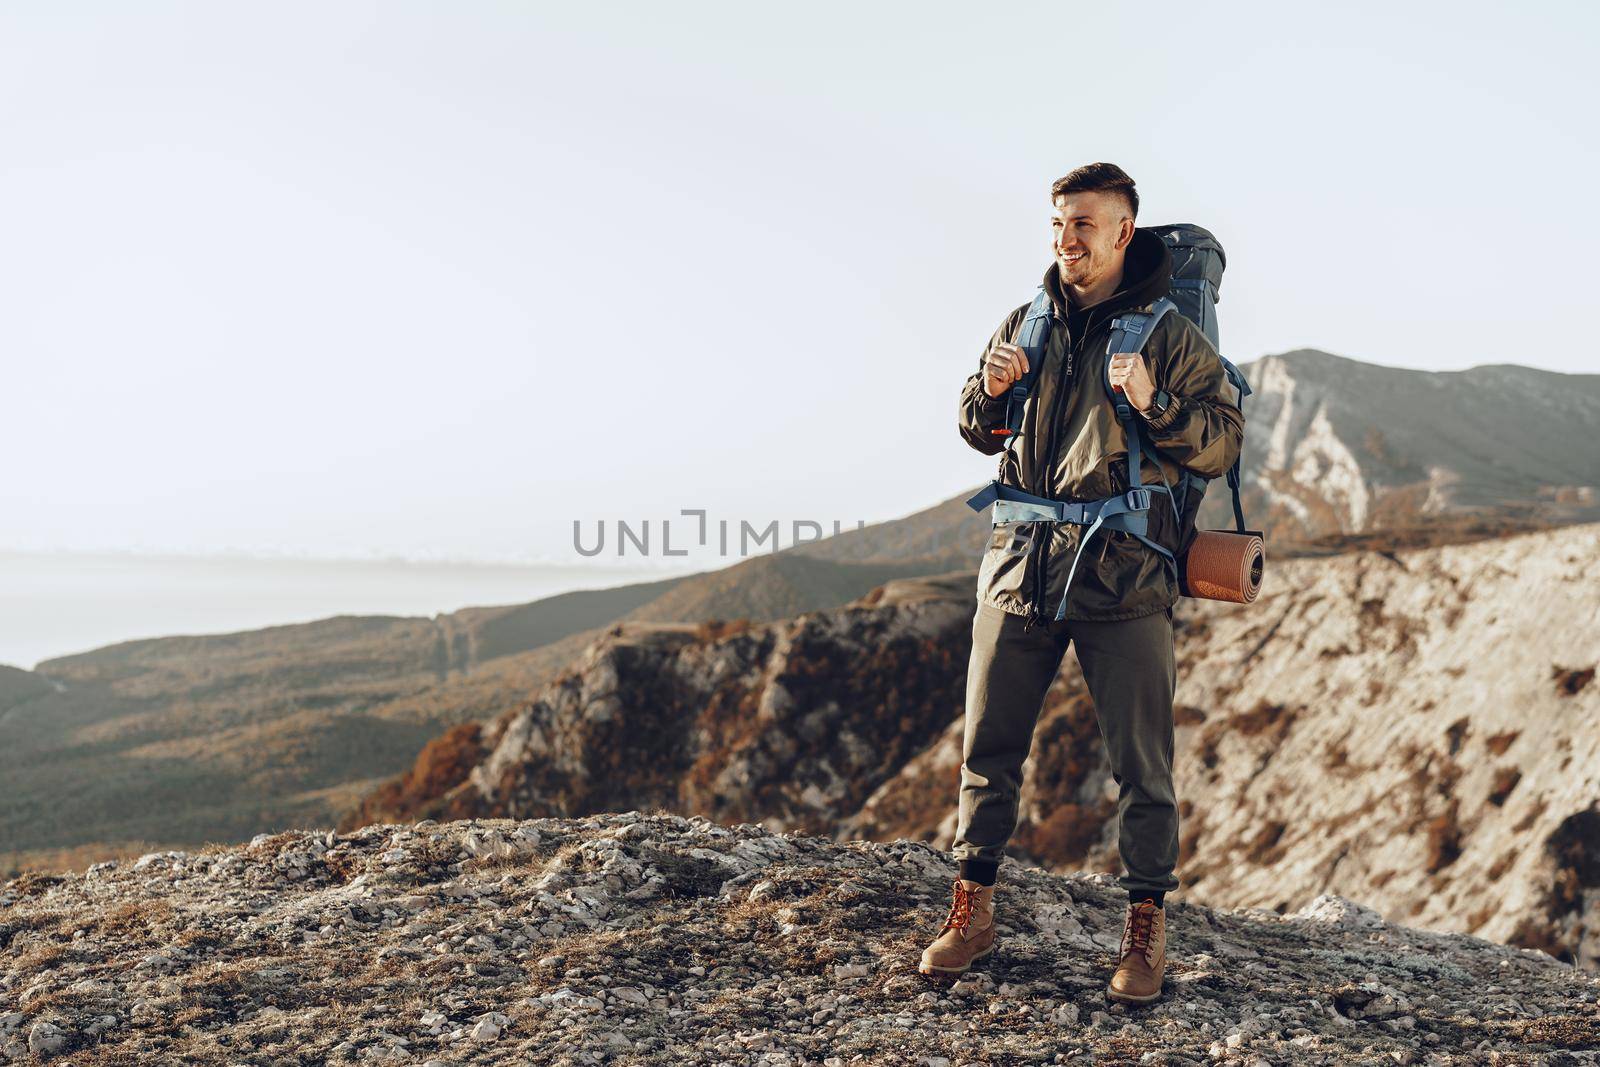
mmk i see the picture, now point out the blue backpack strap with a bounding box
[965,481,1003,512]
[1220,356,1252,400]
[1102,297,1178,501]
[995,288,1055,443]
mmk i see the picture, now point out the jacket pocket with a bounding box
[994,520,1031,555]
[1093,528,1178,610]
[977,521,1034,609]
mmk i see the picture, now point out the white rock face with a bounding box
[841,524,1600,970]
[1168,523,1600,962]
[1288,401,1370,528]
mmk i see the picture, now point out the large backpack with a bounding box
[974,223,1255,602]
[1143,223,1254,556]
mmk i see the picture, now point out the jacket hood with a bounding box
[1042,226,1171,319]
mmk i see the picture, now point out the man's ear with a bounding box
[1115,217,1134,250]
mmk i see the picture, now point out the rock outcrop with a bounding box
[343,573,976,836]
[4,813,1598,1065]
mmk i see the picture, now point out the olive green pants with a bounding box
[952,599,1180,897]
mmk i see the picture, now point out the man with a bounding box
[919,162,1244,1004]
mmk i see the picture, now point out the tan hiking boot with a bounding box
[918,878,997,977]
[1107,898,1167,1004]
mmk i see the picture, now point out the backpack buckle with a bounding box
[1125,488,1151,511]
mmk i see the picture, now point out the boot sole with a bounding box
[917,942,994,977]
[1105,984,1162,1005]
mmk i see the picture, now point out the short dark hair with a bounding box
[1050,162,1138,220]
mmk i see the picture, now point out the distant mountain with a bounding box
[616,552,955,624]
[348,524,1600,968]
[0,664,57,711]
[1230,351,1600,538]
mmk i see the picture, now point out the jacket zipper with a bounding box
[1026,307,1105,628]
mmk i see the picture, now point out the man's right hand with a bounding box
[983,342,1031,399]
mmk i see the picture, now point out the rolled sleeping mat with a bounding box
[1179,529,1264,603]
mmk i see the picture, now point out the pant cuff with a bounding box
[1118,877,1179,897]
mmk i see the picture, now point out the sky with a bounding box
[2,0,1595,568]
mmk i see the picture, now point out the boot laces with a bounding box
[941,880,977,932]
[1122,901,1158,958]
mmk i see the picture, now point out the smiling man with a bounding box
[919,163,1244,1004]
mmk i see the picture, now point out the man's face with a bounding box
[1050,190,1133,290]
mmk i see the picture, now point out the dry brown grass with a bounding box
[1486,850,1516,882]
[3,870,64,897]
[10,938,73,971]
[1484,730,1521,756]
[1512,798,1548,833]
[87,898,177,940]
[1016,802,1117,873]
[1245,821,1289,866]
[693,618,756,643]
[1552,664,1596,697]
[1233,700,1299,739]
[339,720,486,832]
[1177,807,1208,872]
[1488,768,1523,807]
[1323,741,1355,775]
[1,839,208,880]
[1424,799,1464,874]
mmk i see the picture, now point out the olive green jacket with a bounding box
[958,227,1245,622]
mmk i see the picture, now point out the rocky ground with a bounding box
[4,812,1599,1065]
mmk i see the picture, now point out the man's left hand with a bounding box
[1108,353,1156,411]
